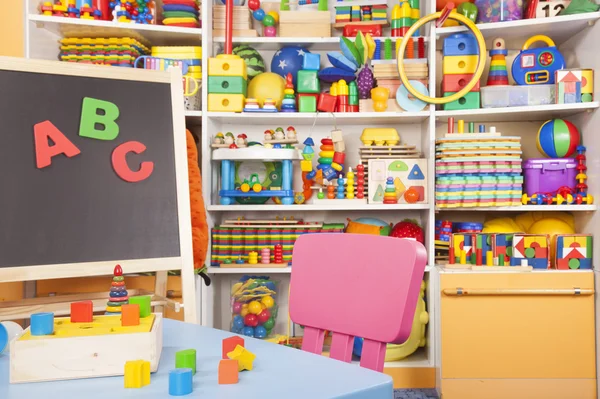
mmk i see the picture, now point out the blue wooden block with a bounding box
[31,312,54,336]
[169,368,193,396]
[302,53,321,71]
[443,33,479,57]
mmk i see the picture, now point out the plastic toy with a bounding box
[523,158,577,197]
[246,72,286,110]
[227,344,256,371]
[60,37,150,67]
[536,119,580,158]
[475,0,522,21]
[441,33,481,110]
[121,304,140,326]
[270,46,310,85]
[555,234,592,270]
[223,336,245,359]
[360,128,400,146]
[371,87,390,112]
[106,265,129,315]
[124,360,150,388]
[248,0,279,36]
[110,0,157,24]
[175,349,197,375]
[512,35,565,85]
[369,159,427,204]
[390,220,424,243]
[232,45,266,81]
[31,312,55,336]
[0,321,23,355]
[129,295,152,317]
[169,368,193,396]
[486,38,509,86]
[70,300,93,323]
[219,359,239,384]
[230,276,277,338]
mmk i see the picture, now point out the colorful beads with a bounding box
[106,264,128,315]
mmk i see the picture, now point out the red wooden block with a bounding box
[442,73,480,93]
[317,93,337,112]
[121,304,140,326]
[71,300,93,323]
[222,336,245,359]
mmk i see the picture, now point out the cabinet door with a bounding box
[440,271,596,380]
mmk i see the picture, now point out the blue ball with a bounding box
[353,337,364,357]
[253,9,265,21]
[254,326,267,339]
[242,326,255,337]
[233,315,245,330]
[231,326,241,334]
[270,46,311,87]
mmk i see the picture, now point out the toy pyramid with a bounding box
[487,38,509,86]
[106,264,129,315]
[281,73,297,112]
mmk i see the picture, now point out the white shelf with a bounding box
[208,265,434,274]
[436,12,600,49]
[382,348,432,368]
[207,111,430,125]
[436,102,599,123]
[28,15,202,46]
[208,203,430,211]
[333,0,388,7]
[185,110,202,117]
[436,205,597,212]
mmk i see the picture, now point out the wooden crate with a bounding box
[10,313,163,383]
[279,11,332,37]
[212,5,253,32]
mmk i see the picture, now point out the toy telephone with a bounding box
[512,35,565,85]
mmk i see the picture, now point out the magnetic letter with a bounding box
[34,120,81,169]
[79,97,120,140]
[111,141,154,182]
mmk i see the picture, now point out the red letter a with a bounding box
[34,120,81,169]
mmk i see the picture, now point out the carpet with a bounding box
[394,388,439,399]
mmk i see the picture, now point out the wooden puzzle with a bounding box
[555,234,593,270]
[511,234,550,269]
[367,159,427,204]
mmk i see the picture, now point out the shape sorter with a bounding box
[208,54,247,112]
[555,234,593,270]
[10,313,162,383]
[511,234,550,269]
[367,159,428,204]
[442,33,481,110]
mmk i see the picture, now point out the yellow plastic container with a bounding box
[360,128,400,146]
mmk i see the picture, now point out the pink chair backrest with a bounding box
[289,233,427,372]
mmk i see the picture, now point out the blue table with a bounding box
[0,319,392,398]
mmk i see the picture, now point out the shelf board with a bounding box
[206,111,430,125]
[208,265,434,274]
[185,110,202,117]
[382,348,432,368]
[436,102,599,123]
[436,205,597,212]
[435,12,600,49]
[208,203,430,211]
[333,20,389,29]
[212,35,427,50]
[28,15,202,46]
[333,0,388,7]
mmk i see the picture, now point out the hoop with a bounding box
[397,12,486,105]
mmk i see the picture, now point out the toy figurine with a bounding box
[214,132,224,144]
[274,127,285,140]
[236,134,248,147]
[264,129,274,141]
[286,126,297,140]
[224,132,235,145]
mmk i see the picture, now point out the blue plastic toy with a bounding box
[169,369,193,396]
[31,312,54,336]
[512,35,565,85]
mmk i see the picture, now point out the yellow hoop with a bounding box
[397,12,486,105]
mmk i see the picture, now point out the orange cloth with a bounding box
[186,130,208,269]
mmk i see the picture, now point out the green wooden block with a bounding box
[443,91,480,110]
[176,349,197,375]
[128,295,152,318]
[298,95,317,112]
[208,76,247,96]
[297,70,320,94]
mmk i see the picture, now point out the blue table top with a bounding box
[0,319,392,398]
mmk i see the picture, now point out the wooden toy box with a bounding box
[279,11,331,37]
[10,313,163,383]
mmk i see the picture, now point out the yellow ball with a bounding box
[261,295,275,309]
[240,307,249,317]
[267,11,279,23]
[249,300,263,315]
[247,72,286,110]
[260,302,267,310]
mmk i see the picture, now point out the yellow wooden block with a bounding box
[208,93,245,112]
[124,360,150,388]
[300,160,313,172]
[208,54,247,79]
[443,55,478,75]
[106,305,122,312]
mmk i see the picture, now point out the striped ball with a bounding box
[537,119,580,158]
[232,45,265,81]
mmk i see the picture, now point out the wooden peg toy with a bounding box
[124,360,151,388]
[227,344,256,371]
[70,300,93,323]
[175,349,197,375]
[121,304,140,327]
[222,336,245,359]
[219,359,239,384]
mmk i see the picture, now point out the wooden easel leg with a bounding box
[154,271,168,314]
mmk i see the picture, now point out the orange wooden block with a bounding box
[222,336,245,359]
[70,300,93,323]
[218,359,239,384]
[121,304,140,326]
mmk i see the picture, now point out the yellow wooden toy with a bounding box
[227,344,256,371]
[208,93,245,112]
[124,360,151,388]
[442,55,478,75]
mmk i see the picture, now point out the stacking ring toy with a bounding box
[397,11,486,105]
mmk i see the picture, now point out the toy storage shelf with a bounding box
[208,265,435,274]
[213,35,429,50]
[435,102,599,122]
[207,111,431,124]
[208,203,431,211]
[28,14,202,46]
[435,205,598,212]
[435,12,600,49]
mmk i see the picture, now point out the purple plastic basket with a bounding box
[523,159,576,196]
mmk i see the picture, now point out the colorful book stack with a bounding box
[59,37,149,67]
[335,6,351,23]
[371,4,387,20]
[435,135,524,208]
[161,0,200,28]
[442,33,481,110]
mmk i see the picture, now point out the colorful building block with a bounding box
[556,70,582,104]
[297,70,320,94]
[208,55,247,79]
[218,359,239,384]
[222,336,245,359]
[442,73,480,93]
[124,360,150,388]
[208,76,248,96]
[208,94,245,112]
[443,55,478,75]
[298,94,318,112]
[169,368,193,396]
[302,53,321,71]
[176,349,197,375]
[121,304,140,327]
[491,233,514,265]
[442,91,480,110]
[511,234,549,269]
[443,33,479,57]
[555,234,592,270]
[317,93,337,112]
[31,312,54,336]
[129,295,152,318]
[70,300,93,323]
[227,344,256,371]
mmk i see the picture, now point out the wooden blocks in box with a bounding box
[212,5,255,33]
[279,11,332,38]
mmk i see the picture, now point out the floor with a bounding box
[394,389,439,399]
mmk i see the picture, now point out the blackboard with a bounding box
[0,63,182,268]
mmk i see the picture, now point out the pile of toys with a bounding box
[391,0,420,37]
[334,2,387,24]
[160,0,200,28]
[230,276,278,339]
[40,0,108,19]
[59,37,150,67]
[109,0,156,23]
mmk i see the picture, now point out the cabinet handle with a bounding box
[443,288,594,296]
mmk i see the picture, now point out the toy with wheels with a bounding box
[536,119,580,158]
[512,35,565,85]
[234,161,281,204]
[239,173,263,193]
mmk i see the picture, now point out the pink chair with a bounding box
[289,233,427,372]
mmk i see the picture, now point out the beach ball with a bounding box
[247,72,286,109]
[537,119,580,158]
[270,46,311,87]
[355,217,391,236]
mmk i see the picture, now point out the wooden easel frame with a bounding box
[0,57,198,323]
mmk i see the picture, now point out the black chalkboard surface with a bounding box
[0,65,181,268]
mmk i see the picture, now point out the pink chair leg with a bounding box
[301,326,325,355]
[329,333,354,363]
[359,339,386,372]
